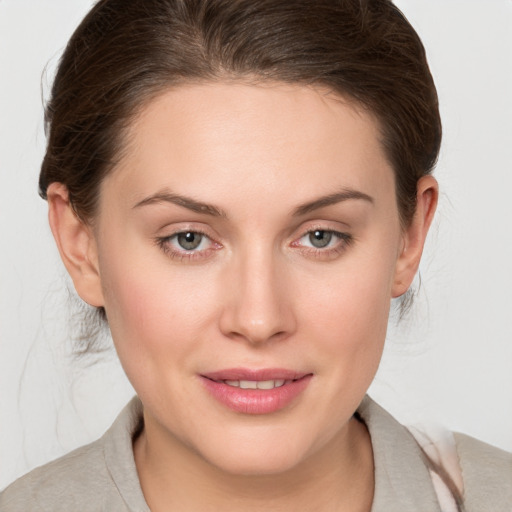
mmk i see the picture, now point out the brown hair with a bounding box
[38,6,461,506]
[40,0,441,229]
[41,0,442,354]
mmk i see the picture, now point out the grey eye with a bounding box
[308,230,332,248]
[177,232,203,250]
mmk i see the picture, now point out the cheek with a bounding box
[105,275,211,339]
[97,240,218,385]
[303,253,395,338]
[296,242,397,384]
[304,283,389,386]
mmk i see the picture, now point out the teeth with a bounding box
[256,380,275,390]
[225,379,286,389]
[239,380,257,389]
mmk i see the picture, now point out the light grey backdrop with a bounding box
[1,0,511,489]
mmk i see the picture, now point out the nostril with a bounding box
[217,269,297,344]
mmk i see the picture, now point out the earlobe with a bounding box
[47,183,105,307]
[392,175,438,298]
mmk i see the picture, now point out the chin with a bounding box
[193,425,317,477]
[206,449,305,477]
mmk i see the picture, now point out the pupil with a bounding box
[178,232,202,250]
[310,230,332,248]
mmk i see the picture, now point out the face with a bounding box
[89,82,409,474]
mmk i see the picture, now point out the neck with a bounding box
[134,414,374,512]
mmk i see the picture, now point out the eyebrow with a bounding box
[292,188,374,216]
[133,187,373,218]
[133,190,227,218]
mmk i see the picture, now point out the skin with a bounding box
[48,82,437,511]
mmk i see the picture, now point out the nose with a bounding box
[218,248,297,345]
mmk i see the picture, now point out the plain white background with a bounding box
[1,0,511,490]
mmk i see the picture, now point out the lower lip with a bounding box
[200,375,313,414]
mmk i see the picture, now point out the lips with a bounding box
[200,368,313,414]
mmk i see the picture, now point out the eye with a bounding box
[306,230,334,248]
[175,231,206,251]
[156,229,220,261]
[291,228,353,259]
[298,229,348,250]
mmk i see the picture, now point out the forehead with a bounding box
[105,81,394,211]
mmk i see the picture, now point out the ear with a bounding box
[392,175,438,298]
[47,183,105,307]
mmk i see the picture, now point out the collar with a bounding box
[102,395,441,512]
[103,397,149,512]
[357,396,442,512]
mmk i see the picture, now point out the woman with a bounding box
[1,1,510,510]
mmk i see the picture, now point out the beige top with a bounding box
[1,396,511,511]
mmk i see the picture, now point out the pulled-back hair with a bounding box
[37,7,465,506]
[40,0,441,228]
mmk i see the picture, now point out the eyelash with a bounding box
[155,229,221,262]
[155,228,353,262]
[291,229,353,260]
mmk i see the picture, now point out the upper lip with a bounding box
[201,368,311,381]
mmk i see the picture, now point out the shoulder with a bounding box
[0,439,116,511]
[359,396,512,511]
[0,397,146,512]
[454,432,512,510]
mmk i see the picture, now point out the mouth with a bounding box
[200,369,313,414]
[212,379,289,389]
